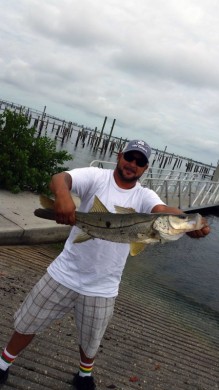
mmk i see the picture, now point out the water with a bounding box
[56,132,219,314]
[55,130,118,170]
[128,215,219,313]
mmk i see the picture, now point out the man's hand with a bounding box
[187,223,210,238]
[54,193,76,225]
[50,172,76,225]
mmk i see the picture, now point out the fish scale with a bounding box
[75,212,159,243]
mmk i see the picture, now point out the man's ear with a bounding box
[117,152,123,161]
[143,163,149,172]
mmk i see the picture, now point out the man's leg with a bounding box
[73,295,115,389]
[0,272,78,384]
[0,331,35,384]
[5,331,35,356]
[72,346,96,390]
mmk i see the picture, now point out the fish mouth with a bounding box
[169,214,203,231]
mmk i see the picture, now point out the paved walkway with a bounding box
[0,190,71,245]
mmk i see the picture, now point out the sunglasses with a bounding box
[123,152,148,167]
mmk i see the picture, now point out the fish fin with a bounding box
[40,194,55,209]
[114,205,136,214]
[73,231,93,243]
[129,242,146,256]
[89,196,109,213]
[40,193,81,210]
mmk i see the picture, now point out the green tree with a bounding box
[0,109,72,193]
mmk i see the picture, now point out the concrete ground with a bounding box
[0,190,219,389]
[0,244,219,390]
[0,190,71,245]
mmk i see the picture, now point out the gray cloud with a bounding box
[114,46,219,89]
[1,0,219,165]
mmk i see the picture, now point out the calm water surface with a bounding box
[130,215,219,313]
[57,134,219,314]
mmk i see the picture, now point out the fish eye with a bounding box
[178,215,187,219]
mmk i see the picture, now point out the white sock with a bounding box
[79,360,94,377]
[0,348,17,371]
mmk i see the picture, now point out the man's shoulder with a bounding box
[88,166,113,176]
[68,166,112,175]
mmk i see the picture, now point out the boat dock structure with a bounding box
[90,160,219,212]
[1,98,219,214]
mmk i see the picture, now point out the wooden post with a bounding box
[92,128,97,147]
[51,121,55,133]
[159,146,167,168]
[55,125,61,140]
[105,118,116,153]
[96,116,107,149]
[38,105,46,137]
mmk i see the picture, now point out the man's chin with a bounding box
[117,167,140,182]
[124,172,136,181]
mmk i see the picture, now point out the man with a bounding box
[0,140,210,389]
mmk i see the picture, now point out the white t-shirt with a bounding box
[47,167,165,297]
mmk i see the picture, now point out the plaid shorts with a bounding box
[14,272,115,358]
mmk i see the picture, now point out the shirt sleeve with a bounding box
[65,167,103,198]
[140,187,166,213]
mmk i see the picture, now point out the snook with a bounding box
[34,195,204,256]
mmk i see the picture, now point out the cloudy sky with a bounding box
[1,0,219,166]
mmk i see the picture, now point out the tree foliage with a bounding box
[0,109,72,193]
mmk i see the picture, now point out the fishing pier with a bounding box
[90,160,219,212]
[1,98,219,212]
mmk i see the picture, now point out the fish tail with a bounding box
[34,208,56,220]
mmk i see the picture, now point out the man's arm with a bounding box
[151,203,210,238]
[49,172,76,225]
[151,204,184,215]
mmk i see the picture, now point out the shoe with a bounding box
[72,372,96,390]
[0,368,9,385]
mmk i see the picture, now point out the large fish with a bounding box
[34,195,204,256]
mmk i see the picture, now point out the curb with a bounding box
[0,226,71,245]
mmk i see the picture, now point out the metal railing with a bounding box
[142,177,219,210]
[90,160,219,210]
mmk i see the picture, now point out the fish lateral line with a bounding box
[35,194,204,257]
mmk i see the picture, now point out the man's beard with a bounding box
[116,163,141,183]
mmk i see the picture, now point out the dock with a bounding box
[90,161,219,211]
[0,244,219,389]
[1,98,219,213]
[0,98,217,178]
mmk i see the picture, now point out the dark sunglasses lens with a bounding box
[123,153,147,167]
[137,158,147,167]
[123,153,133,162]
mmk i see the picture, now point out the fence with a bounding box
[90,160,219,211]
